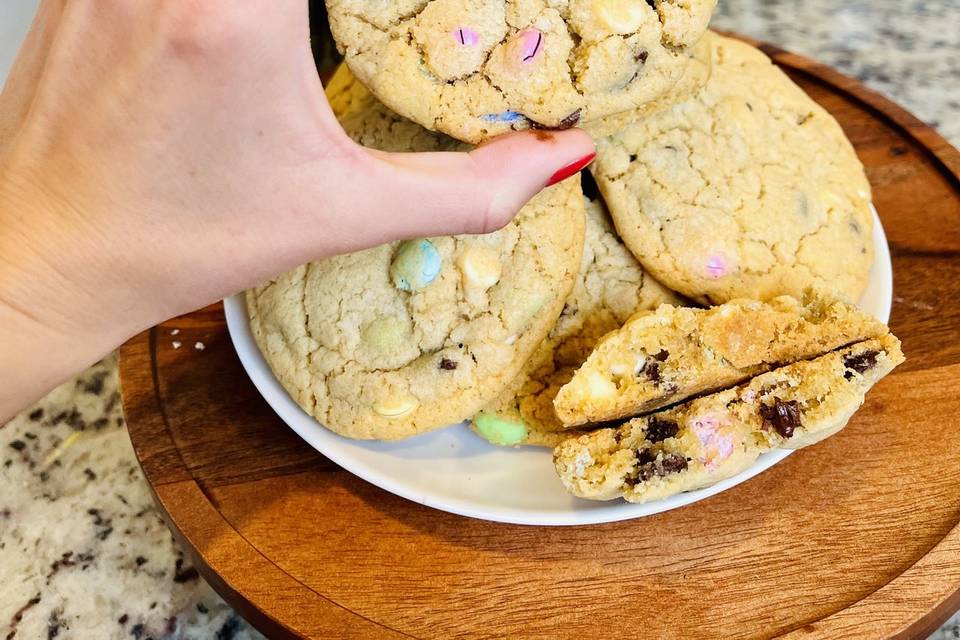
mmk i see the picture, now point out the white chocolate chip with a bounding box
[592,0,648,34]
[373,395,419,419]
[586,371,618,399]
[633,355,647,376]
[457,246,502,291]
[609,363,628,377]
[573,450,594,477]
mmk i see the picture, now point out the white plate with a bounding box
[224,206,892,526]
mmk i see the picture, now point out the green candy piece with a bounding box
[361,316,410,351]
[473,412,528,446]
[390,239,442,292]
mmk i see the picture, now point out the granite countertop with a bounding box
[2,1,959,638]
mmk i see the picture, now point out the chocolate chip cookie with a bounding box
[554,334,904,503]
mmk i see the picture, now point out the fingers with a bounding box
[0,0,65,150]
[355,127,596,241]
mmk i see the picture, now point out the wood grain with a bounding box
[119,37,960,639]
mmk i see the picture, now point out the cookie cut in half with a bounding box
[247,67,585,440]
[553,293,888,427]
[326,0,716,143]
[471,197,683,448]
[554,334,904,503]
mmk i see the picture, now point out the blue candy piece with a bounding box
[482,111,527,123]
[391,240,442,292]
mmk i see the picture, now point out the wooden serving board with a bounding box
[119,37,960,639]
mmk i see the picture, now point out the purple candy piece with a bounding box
[454,27,480,46]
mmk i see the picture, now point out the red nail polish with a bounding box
[547,153,597,186]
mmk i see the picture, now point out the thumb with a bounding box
[354,128,596,241]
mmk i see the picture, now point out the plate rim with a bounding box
[223,205,893,526]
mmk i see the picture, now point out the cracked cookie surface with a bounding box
[325,0,716,143]
[471,197,683,448]
[592,34,874,304]
[554,334,904,503]
[554,292,888,427]
[247,66,585,440]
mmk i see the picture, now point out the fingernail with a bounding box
[547,153,597,187]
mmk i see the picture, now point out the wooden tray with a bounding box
[119,36,960,639]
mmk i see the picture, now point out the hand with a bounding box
[0,0,595,420]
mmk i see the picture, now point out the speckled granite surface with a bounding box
[2,2,959,638]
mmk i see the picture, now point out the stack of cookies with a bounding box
[248,1,903,504]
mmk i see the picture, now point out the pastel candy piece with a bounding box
[361,316,409,351]
[690,413,735,468]
[705,254,729,279]
[482,111,526,123]
[374,394,419,419]
[391,239,442,292]
[592,0,649,34]
[473,412,528,446]
[504,28,544,69]
[457,245,502,290]
[453,27,480,46]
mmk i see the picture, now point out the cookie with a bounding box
[591,34,874,304]
[553,292,888,427]
[554,334,904,503]
[584,29,714,139]
[325,0,717,143]
[471,197,684,448]
[247,68,586,440]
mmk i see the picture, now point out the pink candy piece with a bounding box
[691,414,735,469]
[516,28,544,63]
[705,254,729,279]
[453,27,480,46]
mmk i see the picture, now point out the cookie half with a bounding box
[554,334,904,503]
[326,0,716,143]
[471,197,684,448]
[592,33,874,303]
[553,292,888,427]
[247,67,586,440]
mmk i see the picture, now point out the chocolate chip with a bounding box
[196,603,209,614]
[759,398,802,438]
[118,614,129,625]
[843,350,880,379]
[636,50,649,64]
[652,350,669,362]
[438,358,458,371]
[28,408,43,422]
[135,556,148,567]
[633,451,688,483]
[531,109,583,131]
[558,109,583,129]
[640,361,662,383]
[9,441,26,452]
[83,468,97,481]
[645,0,657,9]
[645,418,679,443]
